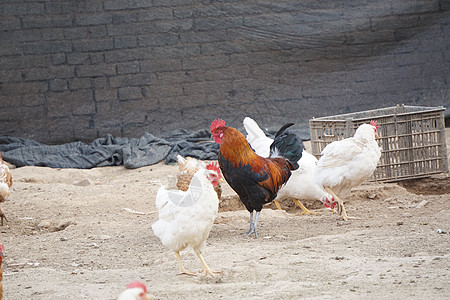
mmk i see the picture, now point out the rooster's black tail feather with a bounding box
[269,123,303,170]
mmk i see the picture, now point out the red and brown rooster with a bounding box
[211,119,303,237]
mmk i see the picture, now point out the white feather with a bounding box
[243,117,273,157]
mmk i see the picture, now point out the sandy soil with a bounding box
[1,130,449,300]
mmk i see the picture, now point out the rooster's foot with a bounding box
[246,228,258,238]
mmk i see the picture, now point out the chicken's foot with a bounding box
[292,199,320,215]
[324,188,360,221]
[195,251,221,278]
[175,251,196,276]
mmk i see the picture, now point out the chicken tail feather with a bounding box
[274,123,294,138]
[269,124,303,170]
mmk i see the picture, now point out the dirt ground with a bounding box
[1,129,449,300]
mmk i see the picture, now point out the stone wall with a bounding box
[0,0,449,143]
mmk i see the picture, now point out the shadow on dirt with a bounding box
[398,176,450,195]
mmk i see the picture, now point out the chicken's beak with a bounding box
[146,295,151,300]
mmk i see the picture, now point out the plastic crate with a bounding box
[309,104,448,182]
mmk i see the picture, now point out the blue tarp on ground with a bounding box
[0,129,219,169]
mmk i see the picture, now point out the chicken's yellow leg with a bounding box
[175,251,196,276]
[195,251,221,278]
[292,199,320,215]
[273,200,283,210]
[324,187,360,221]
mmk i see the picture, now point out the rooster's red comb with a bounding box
[370,120,379,129]
[0,244,4,256]
[206,162,222,178]
[210,119,226,133]
[126,281,147,293]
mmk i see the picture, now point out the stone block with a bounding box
[113,37,138,49]
[22,14,72,29]
[0,2,44,15]
[118,87,143,100]
[140,59,181,72]
[104,0,153,10]
[23,41,72,55]
[76,64,116,77]
[49,79,68,92]
[68,78,93,90]
[95,88,118,101]
[116,62,140,74]
[109,74,151,88]
[75,12,112,25]
[73,38,114,52]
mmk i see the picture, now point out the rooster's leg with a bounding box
[175,251,196,276]
[0,206,7,226]
[292,199,319,215]
[324,188,360,221]
[246,211,260,238]
[246,211,255,235]
[195,250,221,278]
[273,200,283,210]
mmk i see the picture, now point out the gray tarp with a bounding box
[0,129,219,169]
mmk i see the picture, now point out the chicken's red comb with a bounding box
[126,281,147,293]
[370,120,379,129]
[0,244,4,258]
[206,162,222,178]
[210,119,226,133]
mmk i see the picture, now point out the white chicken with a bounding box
[117,281,150,300]
[314,121,381,220]
[0,153,12,226]
[243,117,336,214]
[152,167,221,277]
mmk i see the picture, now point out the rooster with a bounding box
[176,155,222,199]
[211,119,303,237]
[0,153,12,226]
[243,117,336,214]
[117,281,150,300]
[314,121,381,220]
[0,244,4,300]
[152,167,222,277]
